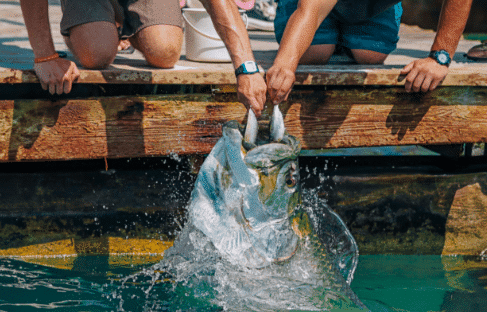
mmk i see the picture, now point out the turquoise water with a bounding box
[0,255,485,311]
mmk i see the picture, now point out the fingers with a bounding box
[248,98,262,117]
[403,58,449,93]
[56,74,65,95]
[40,80,49,91]
[35,59,79,95]
[63,76,72,94]
[429,78,441,91]
[412,73,425,93]
[266,67,295,105]
[404,67,418,93]
[49,81,56,95]
[62,63,80,94]
[421,76,433,93]
[237,74,267,117]
[400,62,414,75]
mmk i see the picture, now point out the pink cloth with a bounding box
[235,0,254,10]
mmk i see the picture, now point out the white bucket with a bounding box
[183,8,248,63]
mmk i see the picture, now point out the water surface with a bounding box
[0,255,485,311]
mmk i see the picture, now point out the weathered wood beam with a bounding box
[2,66,487,86]
[1,87,487,161]
[442,183,487,256]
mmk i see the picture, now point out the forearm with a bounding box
[273,0,336,70]
[20,0,56,58]
[431,0,473,56]
[200,0,255,68]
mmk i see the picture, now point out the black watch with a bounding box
[235,61,259,76]
[429,50,451,66]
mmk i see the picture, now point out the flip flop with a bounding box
[118,45,135,54]
[57,51,68,58]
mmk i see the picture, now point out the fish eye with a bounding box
[286,175,296,187]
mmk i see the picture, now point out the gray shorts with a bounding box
[60,0,183,38]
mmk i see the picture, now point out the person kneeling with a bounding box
[274,0,402,65]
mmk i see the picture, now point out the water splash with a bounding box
[149,188,365,311]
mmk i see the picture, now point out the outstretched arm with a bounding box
[20,0,80,94]
[266,0,336,104]
[400,0,473,92]
[200,0,267,117]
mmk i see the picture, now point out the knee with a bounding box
[77,49,117,69]
[67,21,119,69]
[299,44,335,65]
[143,44,182,69]
[131,25,183,69]
[352,49,388,65]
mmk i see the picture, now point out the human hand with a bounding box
[266,64,295,105]
[237,73,267,117]
[34,58,80,95]
[400,57,449,93]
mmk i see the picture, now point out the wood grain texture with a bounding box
[2,87,487,161]
[3,66,487,86]
[442,183,487,256]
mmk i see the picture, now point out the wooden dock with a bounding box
[1,0,487,262]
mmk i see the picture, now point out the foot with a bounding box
[117,39,135,54]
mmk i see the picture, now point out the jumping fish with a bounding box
[160,106,367,311]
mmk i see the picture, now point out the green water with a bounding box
[352,255,487,311]
[0,255,485,311]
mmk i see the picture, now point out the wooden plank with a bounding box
[442,183,487,256]
[0,68,241,85]
[3,66,487,86]
[329,172,487,255]
[2,87,487,161]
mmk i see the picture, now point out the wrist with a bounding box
[32,45,57,59]
[34,52,60,64]
[428,50,451,66]
[235,61,260,76]
[273,55,298,72]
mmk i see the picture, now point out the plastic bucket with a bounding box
[183,8,247,63]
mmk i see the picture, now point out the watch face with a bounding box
[435,51,450,65]
[244,61,257,72]
[438,53,448,64]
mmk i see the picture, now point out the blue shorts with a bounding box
[274,2,403,54]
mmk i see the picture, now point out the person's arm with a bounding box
[400,0,473,92]
[200,0,267,116]
[20,0,80,94]
[266,0,336,104]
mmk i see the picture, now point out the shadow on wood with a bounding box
[8,99,66,161]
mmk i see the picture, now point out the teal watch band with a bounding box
[235,61,259,76]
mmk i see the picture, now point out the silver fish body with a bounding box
[190,109,301,268]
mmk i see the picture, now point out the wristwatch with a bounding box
[235,61,260,76]
[428,50,451,66]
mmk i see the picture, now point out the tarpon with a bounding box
[159,106,367,311]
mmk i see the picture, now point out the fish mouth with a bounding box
[239,107,301,166]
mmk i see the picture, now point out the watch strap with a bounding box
[235,61,259,76]
[428,50,451,66]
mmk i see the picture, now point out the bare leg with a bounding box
[64,21,119,69]
[299,44,336,65]
[350,49,388,64]
[130,25,183,68]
